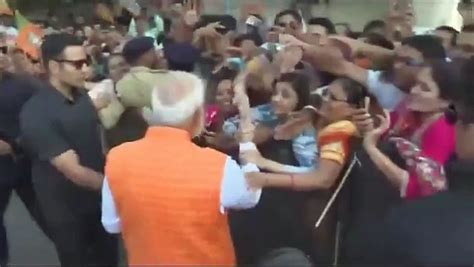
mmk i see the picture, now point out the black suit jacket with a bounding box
[377,159,474,267]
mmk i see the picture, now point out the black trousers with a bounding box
[0,156,49,267]
[46,213,118,267]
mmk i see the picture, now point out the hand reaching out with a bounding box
[232,72,255,143]
[279,34,310,49]
[352,97,374,135]
[196,22,225,39]
[240,149,264,166]
[183,0,200,26]
[363,110,391,148]
[274,108,316,140]
[92,92,112,110]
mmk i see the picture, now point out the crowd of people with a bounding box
[0,0,473,266]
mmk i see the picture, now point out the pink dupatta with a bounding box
[390,103,456,199]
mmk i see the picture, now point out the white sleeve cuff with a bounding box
[101,177,122,234]
[220,157,262,212]
[242,163,260,173]
[240,142,257,151]
[101,218,122,234]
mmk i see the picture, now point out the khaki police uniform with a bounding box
[105,67,173,148]
[116,66,172,109]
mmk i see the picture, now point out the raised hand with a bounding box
[274,108,316,141]
[279,33,309,49]
[233,72,255,143]
[387,0,415,40]
[240,149,264,166]
[278,46,304,74]
[92,92,112,111]
[352,97,374,135]
[196,22,225,39]
[183,0,200,26]
[363,110,391,148]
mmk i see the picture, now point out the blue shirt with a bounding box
[223,104,318,172]
[223,103,279,136]
[367,70,406,111]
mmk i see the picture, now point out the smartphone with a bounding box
[245,15,263,28]
[198,15,237,35]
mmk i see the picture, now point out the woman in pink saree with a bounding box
[363,60,460,199]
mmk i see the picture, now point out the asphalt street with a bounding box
[5,194,58,266]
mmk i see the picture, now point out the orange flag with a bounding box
[0,0,13,16]
[15,11,44,60]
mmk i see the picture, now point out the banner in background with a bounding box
[0,0,12,16]
[15,10,44,60]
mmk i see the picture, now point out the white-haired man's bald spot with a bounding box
[143,71,205,132]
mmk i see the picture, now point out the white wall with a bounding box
[201,0,462,31]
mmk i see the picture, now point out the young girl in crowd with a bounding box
[363,60,459,199]
[242,72,318,173]
[205,67,238,132]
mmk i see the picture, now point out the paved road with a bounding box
[5,194,59,266]
[5,193,127,266]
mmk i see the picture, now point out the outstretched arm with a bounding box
[246,158,342,191]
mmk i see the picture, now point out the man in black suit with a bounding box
[376,57,474,266]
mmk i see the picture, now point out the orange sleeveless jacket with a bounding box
[106,127,236,266]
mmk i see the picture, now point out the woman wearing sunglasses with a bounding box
[362,60,461,200]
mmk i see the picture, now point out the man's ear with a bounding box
[48,60,59,75]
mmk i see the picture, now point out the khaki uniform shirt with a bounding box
[116,66,172,109]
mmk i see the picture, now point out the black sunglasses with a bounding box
[55,56,92,70]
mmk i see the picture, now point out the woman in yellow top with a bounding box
[243,77,364,190]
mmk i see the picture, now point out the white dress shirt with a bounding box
[367,70,406,111]
[102,143,261,234]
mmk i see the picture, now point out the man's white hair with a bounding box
[143,71,205,127]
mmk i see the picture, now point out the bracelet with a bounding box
[289,174,295,189]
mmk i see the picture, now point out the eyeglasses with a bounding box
[55,56,92,70]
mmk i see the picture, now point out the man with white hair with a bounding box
[102,71,261,266]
